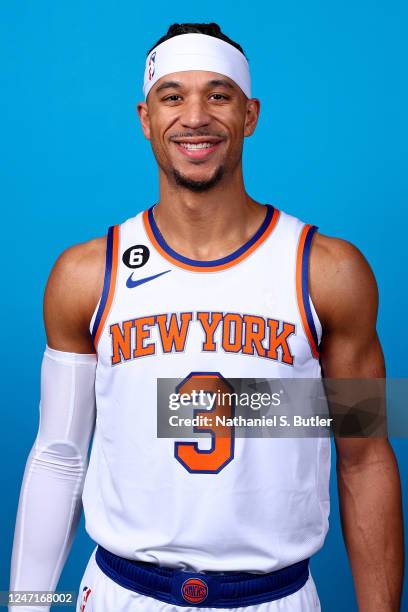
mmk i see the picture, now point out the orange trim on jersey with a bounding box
[93,224,120,348]
[143,207,280,272]
[296,224,319,359]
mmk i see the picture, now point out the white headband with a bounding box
[143,33,251,100]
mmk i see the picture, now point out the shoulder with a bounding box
[44,235,107,351]
[309,231,379,330]
[45,235,107,303]
[310,232,373,279]
[48,235,106,283]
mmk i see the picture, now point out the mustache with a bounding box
[169,130,227,140]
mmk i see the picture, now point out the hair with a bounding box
[146,22,247,59]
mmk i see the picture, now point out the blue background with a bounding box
[1,1,407,610]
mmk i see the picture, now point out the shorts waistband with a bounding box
[95,546,310,608]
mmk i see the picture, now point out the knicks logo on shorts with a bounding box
[181,577,208,604]
[80,586,92,611]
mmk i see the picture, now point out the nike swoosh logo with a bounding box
[126,270,171,289]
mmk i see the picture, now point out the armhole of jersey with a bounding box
[309,294,322,347]
[90,224,120,350]
[89,297,101,335]
[296,224,321,360]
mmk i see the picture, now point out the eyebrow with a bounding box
[207,79,235,90]
[155,80,182,93]
[154,78,236,95]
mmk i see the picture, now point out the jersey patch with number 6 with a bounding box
[122,245,150,268]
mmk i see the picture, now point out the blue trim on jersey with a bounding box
[301,225,319,351]
[91,226,114,342]
[95,546,310,608]
[147,204,274,267]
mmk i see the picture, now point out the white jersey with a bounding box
[83,203,330,573]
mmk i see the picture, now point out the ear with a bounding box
[243,98,261,137]
[137,101,151,140]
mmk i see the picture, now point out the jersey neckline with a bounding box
[142,203,280,272]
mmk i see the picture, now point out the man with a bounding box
[9,22,403,612]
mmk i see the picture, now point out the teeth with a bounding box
[179,142,214,149]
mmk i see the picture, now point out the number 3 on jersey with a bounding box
[174,372,235,474]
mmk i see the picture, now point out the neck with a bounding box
[153,167,265,261]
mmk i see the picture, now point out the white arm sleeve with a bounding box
[9,346,97,612]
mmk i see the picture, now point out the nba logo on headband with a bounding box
[148,51,156,81]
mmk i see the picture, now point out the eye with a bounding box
[163,94,182,102]
[209,93,229,101]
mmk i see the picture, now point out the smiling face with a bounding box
[137,71,260,192]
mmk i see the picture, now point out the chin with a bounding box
[172,165,225,193]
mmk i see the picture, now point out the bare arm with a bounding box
[310,233,404,612]
[43,236,105,351]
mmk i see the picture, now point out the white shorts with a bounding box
[76,548,321,611]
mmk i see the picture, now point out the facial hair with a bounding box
[172,164,225,193]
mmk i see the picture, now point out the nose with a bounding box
[179,96,211,130]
